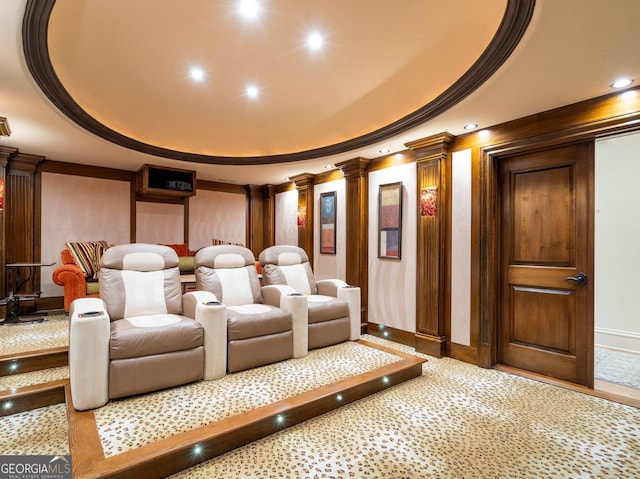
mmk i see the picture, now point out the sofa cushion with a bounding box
[86,280,100,295]
[162,243,191,257]
[178,256,194,273]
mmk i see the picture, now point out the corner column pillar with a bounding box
[290,173,316,266]
[406,133,454,357]
[336,157,370,324]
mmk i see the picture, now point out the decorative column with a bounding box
[261,184,276,249]
[246,185,265,258]
[406,133,454,357]
[290,173,316,266]
[6,152,44,295]
[336,157,370,323]
[0,146,17,297]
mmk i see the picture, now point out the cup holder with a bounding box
[79,311,102,318]
[204,301,222,306]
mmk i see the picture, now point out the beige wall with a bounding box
[368,163,417,332]
[275,189,298,246]
[136,201,184,245]
[313,179,346,281]
[189,189,246,250]
[40,172,130,297]
[595,131,640,353]
[450,149,472,346]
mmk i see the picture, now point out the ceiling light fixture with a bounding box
[238,0,259,19]
[379,148,390,154]
[464,123,478,130]
[246,85,260,98]
[610,78,634,89]
[307,32,324,51]
[324,164,334,169]
[190,68,205,81]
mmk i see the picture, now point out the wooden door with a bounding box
[499,143,593,386]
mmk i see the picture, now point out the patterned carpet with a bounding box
[595,347,640,390]
[0,313,68,355]
[1,336,639,478]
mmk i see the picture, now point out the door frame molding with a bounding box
[477,130,635,373]
[476,89,640,372]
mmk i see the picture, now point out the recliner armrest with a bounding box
[69,297,110,410]
[262,285,308,358]
[261,284,297,307]
[183,291,226,380]
[336,285,361,341]
[316,279,348,298]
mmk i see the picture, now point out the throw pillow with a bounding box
[65,240,110,279]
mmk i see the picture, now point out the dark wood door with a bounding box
[499,143,593,386]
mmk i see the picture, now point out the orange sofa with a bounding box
[52,248,100,311]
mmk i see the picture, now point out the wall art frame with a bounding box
[378,182,403,259]
[320,191,337,254]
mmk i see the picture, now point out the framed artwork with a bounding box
[320,191,337,254]
[378,182,403,259]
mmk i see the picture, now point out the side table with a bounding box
[1,262,55,325]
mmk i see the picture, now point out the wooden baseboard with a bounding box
[446,342,477,364]
[415,332,446,358]
[366,322,416,347]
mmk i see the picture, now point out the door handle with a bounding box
[565,272,587,286]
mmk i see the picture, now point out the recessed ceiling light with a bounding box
[464,123,478,130]
[324,164,334,169]
[190,68,205,81]
[246,85,260,98]
[307,32,324,51]
[610,78,634,89]
[238,0,259,19]
[379,148,390,154]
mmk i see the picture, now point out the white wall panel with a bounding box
[595,132,640,353]
[189,189,246,250]
[368,162,416,333]
[451,149,472,346]
[136,202,184,245]
[40,172,130,297]
[313,179,346,281]
[275,189,298,246]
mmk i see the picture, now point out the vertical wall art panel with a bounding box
[320,191,336,254]
[378,182,403,259]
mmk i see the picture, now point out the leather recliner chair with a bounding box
[194,245,308,372]
[69,243,226,410]
[259,245,360,350]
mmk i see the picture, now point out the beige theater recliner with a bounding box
[69,243,227,411]
[259,245,360,349]
[195,245,308,372]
